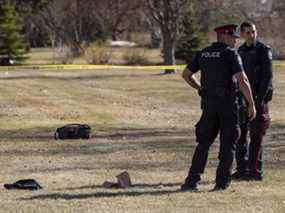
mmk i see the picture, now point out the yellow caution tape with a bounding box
[0,64,187,71]
[0,62,284,71]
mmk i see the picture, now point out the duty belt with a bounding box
[201,87,231,97]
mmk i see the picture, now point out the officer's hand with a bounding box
[248,104,256,121]
[198,88,203,96]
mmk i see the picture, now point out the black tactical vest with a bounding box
[238,41,273,97]
[199,42,238,94]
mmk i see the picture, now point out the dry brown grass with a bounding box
[0,65,284,212]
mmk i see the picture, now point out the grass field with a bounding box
[25,47,163,65]
[0,64,284,213]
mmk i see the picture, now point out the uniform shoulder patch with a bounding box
[258,42,273,59]
[259,42,272,50]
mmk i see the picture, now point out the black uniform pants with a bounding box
[235,103,270,177]
[186,98,240,186]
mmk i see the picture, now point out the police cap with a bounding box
[214,24,240,38]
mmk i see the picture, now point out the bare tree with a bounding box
[34,0,141,54]
[91,0,141,41]
[213,0,285,58]
[144,0,189,73]
[36,0,96,55]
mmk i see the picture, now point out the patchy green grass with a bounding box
[0,65,284,212]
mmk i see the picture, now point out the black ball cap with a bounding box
[214,24,240,38]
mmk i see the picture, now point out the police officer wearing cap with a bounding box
[232,21,273,181]
[181,24,256,191]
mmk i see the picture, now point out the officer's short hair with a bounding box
[240,21,255,32]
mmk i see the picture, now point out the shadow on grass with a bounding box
[0,126,55,142]
[268,122,285,140]
[21,189,182,200]
[0,125,196,156]
[270,122,285,130]
[0,125,200,171]
[94,128,194,140]
[0,72,160,82]
[21,184,209,201]
[56,180,213,191]
[55,183,181,191]
[0,125,194,142]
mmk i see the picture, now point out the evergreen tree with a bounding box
[175,13,207,63]
[0,2,28,65]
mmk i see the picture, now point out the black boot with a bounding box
[210,183,230,191]
[231,170,246,180]
[244,173,263,181]
[181,183,198,191]
[181,179,198,192]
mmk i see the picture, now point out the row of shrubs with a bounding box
[56,42,152,65]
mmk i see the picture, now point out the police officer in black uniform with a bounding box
[181,24,256,191]
[232,21,273,180]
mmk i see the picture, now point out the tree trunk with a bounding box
[162,33,176,74]
[112,31,118,41]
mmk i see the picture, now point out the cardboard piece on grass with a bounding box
[102,181,119,188]
[102,171,132,189]
[116,171,132,188]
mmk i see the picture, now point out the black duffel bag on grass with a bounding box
[4,179,42,190]
[54,124,91,140]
